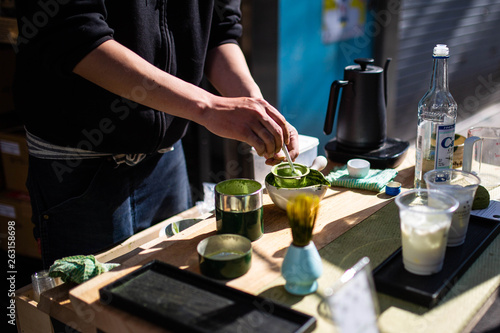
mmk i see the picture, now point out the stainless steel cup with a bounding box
[215,179,264,241]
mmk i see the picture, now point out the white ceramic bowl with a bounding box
[265,182,328,211]
[347,159,370,178]
[265,156,329,210]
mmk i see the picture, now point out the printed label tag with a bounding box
[0,204,16,219]
[435,124,455,169]
[0,140,21,156]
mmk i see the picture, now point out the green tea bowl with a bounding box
[197,234,252,280]
[271,162,310,188]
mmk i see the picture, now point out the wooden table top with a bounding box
[57,152,414,332]
[19,148,499,333]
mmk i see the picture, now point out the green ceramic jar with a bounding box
[197,234,252,279]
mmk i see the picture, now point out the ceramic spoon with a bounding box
[282,145,299,176]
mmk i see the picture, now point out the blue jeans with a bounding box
[27,141,192,268]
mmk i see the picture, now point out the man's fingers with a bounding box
[259,100,289,148]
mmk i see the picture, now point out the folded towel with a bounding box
[325,166,398,192]
[49,255,120,284]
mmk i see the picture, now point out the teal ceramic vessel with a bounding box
[281,242,323,295]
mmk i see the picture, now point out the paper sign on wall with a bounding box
[322,0,367,44]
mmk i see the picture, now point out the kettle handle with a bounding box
[383,58,392,107]
[324,80,348,135]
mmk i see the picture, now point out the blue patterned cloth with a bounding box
[325,166,398,192]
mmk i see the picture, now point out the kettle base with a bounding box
[325,137,410,169]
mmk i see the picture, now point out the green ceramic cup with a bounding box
[197,234,252,280]
[215,178,264,241]
[271,162,310,188]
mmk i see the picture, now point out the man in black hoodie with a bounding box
[14,0,298,269]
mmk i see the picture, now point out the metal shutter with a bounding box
[392,0,500,141]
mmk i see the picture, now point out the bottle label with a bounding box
[434,124,455,169]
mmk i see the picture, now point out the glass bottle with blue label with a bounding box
[414,44,457,188]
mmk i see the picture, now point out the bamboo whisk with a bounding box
[286,194,320,247]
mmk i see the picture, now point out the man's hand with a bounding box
[199,96,292,159]
[204,44,298,161]
[264,123,299,166]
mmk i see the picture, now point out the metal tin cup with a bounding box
[215,179,264,241]
[197,234,252,279]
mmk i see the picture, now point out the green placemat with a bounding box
[325,166,398,192]
[258,201,500,333]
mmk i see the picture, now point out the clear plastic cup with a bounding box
[395,189,459,275]
[424,169,480,247]
[31,270,56,302]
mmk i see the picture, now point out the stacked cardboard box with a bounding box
[0,191,39,258]
[0,127,37,257]
[0,43,16,113]
[0,126,29,193]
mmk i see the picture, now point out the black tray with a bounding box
[99,260,316,333]
[373,214,500,308]
[324,137,410,169]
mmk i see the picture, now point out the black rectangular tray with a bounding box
[99,260,316,333]
[373,214,500,308]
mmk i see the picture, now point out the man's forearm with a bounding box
[205,43,262,98]
[73,39,212,123]
[72,39,290,158]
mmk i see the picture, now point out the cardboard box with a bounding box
[0,127,28,192]
[0,191,39,258]
[0,43,16,114]
[0,113,23,191]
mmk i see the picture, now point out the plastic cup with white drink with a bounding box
[424,169,480,247]
[395,189,459,275]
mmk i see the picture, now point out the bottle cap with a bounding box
[385,181,401,196]
[433,44,449,57]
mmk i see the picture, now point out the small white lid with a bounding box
[433,44,449,57]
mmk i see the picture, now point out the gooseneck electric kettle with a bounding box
[323,58,409,169]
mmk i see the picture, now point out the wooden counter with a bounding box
[15,150,500,333]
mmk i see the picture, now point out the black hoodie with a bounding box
[13,0,242,153]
